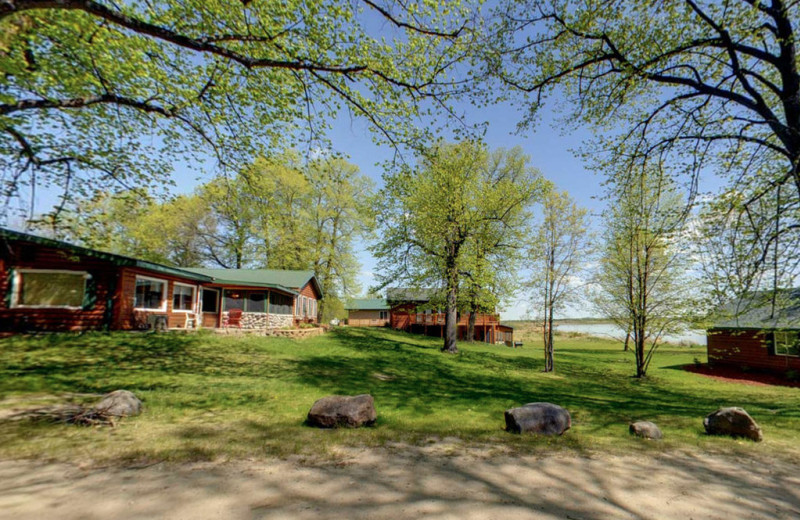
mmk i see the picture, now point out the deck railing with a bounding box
[412,313,499,326]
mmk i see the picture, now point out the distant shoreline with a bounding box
[503,318,615,325]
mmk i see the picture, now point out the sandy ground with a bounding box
[1,446,799,520]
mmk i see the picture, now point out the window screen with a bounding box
[224,290,245,311]
[247,292,267,313]
[269,292,293,315]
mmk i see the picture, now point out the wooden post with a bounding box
[217,288,224,328]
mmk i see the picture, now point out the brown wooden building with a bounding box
[0,228,320,333]
[345,289,513,344]
[707,290,800,373]
[344,298,390,327]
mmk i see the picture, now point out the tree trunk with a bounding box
[543,303,555,372]
[467,302,477,342]
[623,324,631,352]
[635,335,646,378]
[442,283,459,353]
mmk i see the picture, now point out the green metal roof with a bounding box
[181,268,318,293]
[710,289,800,330]
[345,298,390,310]
[0,228,323,294]
[0,227,213,282]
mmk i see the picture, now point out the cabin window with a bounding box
[774,331,800,357]
[172,284,195,312]
[379,310,388,320]
[13,269,89,308]
[269,292,293,315]
[134,276,167,310]
[201,288,219,313]
[246,292,267,313]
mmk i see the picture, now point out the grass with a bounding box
[1,326,799,464]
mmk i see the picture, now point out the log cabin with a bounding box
[707,289,800,373]
[0,228,320,333]
[346,288,514,344]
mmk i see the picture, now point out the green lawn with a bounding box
[1,326,799,463]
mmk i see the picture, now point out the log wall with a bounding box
[707,328,800,372]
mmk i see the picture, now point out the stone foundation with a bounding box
[222,311,294,329]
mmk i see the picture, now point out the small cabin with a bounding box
[707,289,800,373]
[345,298,390,327]
[0,228,321,333]
[345,288,512,344]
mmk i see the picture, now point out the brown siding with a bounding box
[348,309,389,327]
[707,328,800,372]
[298,281,320,300]
[114,267,202,330]
[295,281,320,325]
[387,302,508,343]
[0,242,118,332]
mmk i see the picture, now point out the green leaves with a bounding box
[372,140,544,312]
[1,1,481,223]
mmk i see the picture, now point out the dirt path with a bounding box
[1,446,799,519]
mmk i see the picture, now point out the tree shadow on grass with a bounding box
[0,331,287,397]
[289,328,800,433]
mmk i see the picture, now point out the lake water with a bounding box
[555,323,706,346]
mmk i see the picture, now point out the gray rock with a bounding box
[307,394,377,428]
[629,420,662,440]
[505,402,571,435]
[703,407,763,442]
[93,390,142,417]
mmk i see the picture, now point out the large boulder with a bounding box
[307,394,377,428]
[505,402,571,435]
[93,390,142,417]
[703,407,763,442]
[629,420,663,440]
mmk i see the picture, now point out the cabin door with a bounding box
[200,288,220,328]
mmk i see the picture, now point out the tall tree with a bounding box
[595,167,692,378]
[528,187,590,372]
[1,0,479,224]
[240,155,313,269]
[195,176,258,269]
[372,141,542,353]
[461,148,534,341]
[305,157,375,320]
[491,0,800,302]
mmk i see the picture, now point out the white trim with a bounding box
[10,269,91,309]
[171,282,197,313]
[134,275,168,311]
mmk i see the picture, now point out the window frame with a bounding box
[774,330,800,357]
[172,282,197,313]
[379,310,388,320]
[11,269,90,309]
[134,275,168,312]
